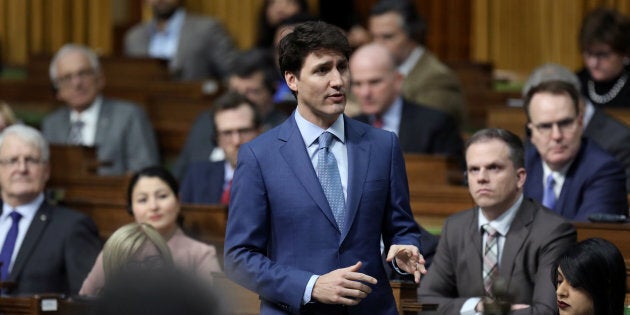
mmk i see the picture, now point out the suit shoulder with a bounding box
[45,204,94,225]
[404,99,454,121]
[443,208,475,228]
[187,160,223,173]
[125,23,148,39]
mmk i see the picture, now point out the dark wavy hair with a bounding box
[278,21,351,79]
[552,238,626,315]
[579,7,630,55]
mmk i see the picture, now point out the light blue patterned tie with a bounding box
[543,174,556,210]
[317,132,345,231]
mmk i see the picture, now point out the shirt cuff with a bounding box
[302,275,320,304]
[461,297,482,315]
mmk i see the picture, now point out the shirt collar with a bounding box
[398,46,424,77]
[478,194,523,236]
[70,96,102,121]
[1,193,44,223]
[294,110,345,148]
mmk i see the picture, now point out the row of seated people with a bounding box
[16,37,628,225]
[0,117,627,314]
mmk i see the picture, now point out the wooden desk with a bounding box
[0,294,93,315]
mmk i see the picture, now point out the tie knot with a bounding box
[318,132,334,150]
[9,211,21,222]
[483,224,498,237]
[72,120,84,128]
[546,174,555,187]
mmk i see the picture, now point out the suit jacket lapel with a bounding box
[397,101,413,150]
[8,203,51,282]
[94,99,110,147]
[499,199,533,288]
[466,209,484,291]
[171,15,192,72]
[342,117,369,241]
[278,116,339,231]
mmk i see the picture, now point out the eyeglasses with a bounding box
[0,156,46,168]
[217,127,257,140]
[530,117,578,136]
[54,68,97,87]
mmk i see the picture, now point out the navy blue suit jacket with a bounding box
[179,160,225,205]
[224,114,422,314]
[524,138,628,221]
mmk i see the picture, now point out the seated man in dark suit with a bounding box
[124,0,236,81]
[42,44,160,176]
[522,80,628,221]
[350,43,463,160]
[351,43,445,269]
[419,128,576,314]
[523,63,630,192]
[179,92,261,205]
[172,49,287,179]
[0,124,101,295]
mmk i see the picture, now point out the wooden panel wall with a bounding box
[472,0,630,77]
[0,0,111,66]
[3,0,630,76]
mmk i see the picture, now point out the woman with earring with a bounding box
[577,7,630,107]
[79,166,221,296]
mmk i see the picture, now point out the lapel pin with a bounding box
[40,214,47,221]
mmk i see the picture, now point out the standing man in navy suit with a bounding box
[224,21,426,314]
[523,80,627,221]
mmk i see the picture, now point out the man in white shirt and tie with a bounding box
[0,124,101,295]
[521,80,628,221]
[419,128,576,314]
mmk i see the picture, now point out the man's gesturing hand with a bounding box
[311,261,377,305]
[386,244,427,283]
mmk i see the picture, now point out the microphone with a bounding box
[482,276,512,315]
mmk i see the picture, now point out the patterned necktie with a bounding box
[317,132,345,232]
[542,174,556,210]
[0,211,22,281]
[482,224,499,297]
[68,119,85,145]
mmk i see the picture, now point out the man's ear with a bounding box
[285,71,298,93]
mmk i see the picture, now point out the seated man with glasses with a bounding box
[42,44,160,176]
[179,92,261,205]
[522,80,628,221]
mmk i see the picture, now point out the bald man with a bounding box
[351,43,463,160]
